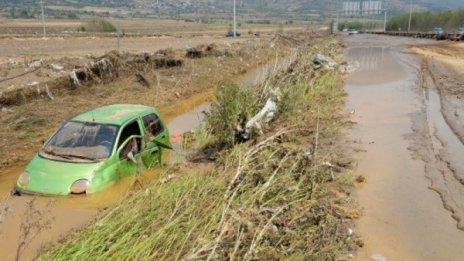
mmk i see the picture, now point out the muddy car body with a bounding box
[16,104,170,195]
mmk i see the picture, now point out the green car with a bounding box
[16,104,170,195]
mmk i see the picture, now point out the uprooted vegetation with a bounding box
[41,37,361,260]
[0,50,185,106]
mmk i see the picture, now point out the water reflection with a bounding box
[347,47,407,85]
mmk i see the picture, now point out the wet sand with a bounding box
[346,35,464,260]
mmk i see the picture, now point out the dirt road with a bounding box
[345,35,464,260]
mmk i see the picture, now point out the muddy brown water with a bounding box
[346,35,464,261]
[0,61,275,260]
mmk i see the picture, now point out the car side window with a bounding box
[117,121,142,149]
[142,113,163,138]
[119,137,141,160]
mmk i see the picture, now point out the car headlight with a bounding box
[18,171,31,187]
[70,179,90,194]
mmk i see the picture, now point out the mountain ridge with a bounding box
[1,0,463,20]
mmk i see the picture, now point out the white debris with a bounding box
[28,81,40,86]
[45,84,54,100]
[1,107,14,114]
[29,60,43,68]
[70,70,80,85]
[51,64,64,71]
[347,228,353,236]
[323,161,335,168]
[371,254,388,261]
[323,161,336,180]
[313,54,337,70]
[243,98,277,139]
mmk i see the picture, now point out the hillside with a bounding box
[0,0,463,21]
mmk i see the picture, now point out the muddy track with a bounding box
[346,35,464,261]
[414,58,464,230]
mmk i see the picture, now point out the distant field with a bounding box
[0,18,310,35]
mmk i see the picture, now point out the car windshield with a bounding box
[40,121,119,162]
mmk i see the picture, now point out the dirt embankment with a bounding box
[412,43,464,144]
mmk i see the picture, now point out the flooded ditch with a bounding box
[346,35,464,261]
[0,60,276,260]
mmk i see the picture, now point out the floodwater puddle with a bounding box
[345,36,464,261]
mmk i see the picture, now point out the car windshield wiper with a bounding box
[44,149,73,160]
[43,149,98,162]
[58,154,98,162]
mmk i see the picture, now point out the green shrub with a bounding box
[84,18,117,33]
[205,81,257,147]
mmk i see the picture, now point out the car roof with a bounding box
[72,104,157,125]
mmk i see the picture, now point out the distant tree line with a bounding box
[387,9,464,32]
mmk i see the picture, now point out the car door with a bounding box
[141,113,168,168]
[115,120,143,180]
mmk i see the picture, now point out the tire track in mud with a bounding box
[410,58,464,230]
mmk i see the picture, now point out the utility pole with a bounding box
[233,0,236,37]
[384,10,387,32]
[117,21,120,51]
[408,0,413,32]
[40,0,46,37]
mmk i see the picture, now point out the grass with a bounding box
[43,174,225,260]
[82,18,117,33]
[41,35,359,260]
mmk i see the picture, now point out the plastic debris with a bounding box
[51,64,64,71]
[45,84,54,100]
[313,54,337,70]
[29,60,43,68]
[371,254,388,261]
[243,98,277,139]
[70,70,80,85]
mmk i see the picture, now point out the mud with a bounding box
[416,60,464,229]
[345,35,464,261]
